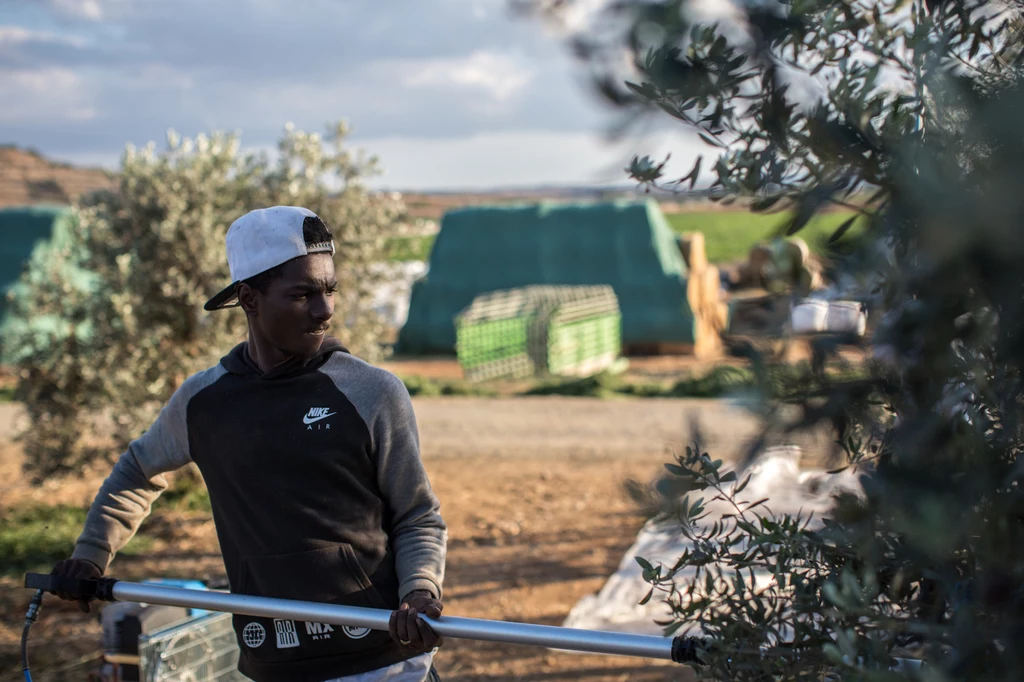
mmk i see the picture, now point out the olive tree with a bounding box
[523,0,1024,679]
[4,121,405,481]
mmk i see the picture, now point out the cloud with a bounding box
[0,66,95,123]
[402,50,534,103]
[358,128,708,191]
[0,26,88,47]
[46,127,712,194]
[0,0,585,139]
[0,0,687,189]
[117,63,195,91]
[524,0,610,37]
[44,0,104,21]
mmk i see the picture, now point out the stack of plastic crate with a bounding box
[455,285,621,381]
[455,288,539,381]
[137,611,246,682]
[545,288,622,377]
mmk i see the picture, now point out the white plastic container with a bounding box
[825,300,867,336]
[790,299,829,334]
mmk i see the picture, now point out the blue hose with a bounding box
[22,589,44,682]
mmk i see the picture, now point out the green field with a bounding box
[386,210,865,264]
[385,235,435,262]
[665,210,864,263]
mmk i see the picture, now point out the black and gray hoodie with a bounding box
[72,339,448,681]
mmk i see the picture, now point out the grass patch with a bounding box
[522,366,761,398]
[0,503,154,576]
[0,386,14,402]
[524,372,628,398]
[665,210,868,263]
[402,375,498,397]
[383,211,866,265]
[154,470,212,513]
[666,365,757,397]
[457,362,869,399]
[385,235,435,262]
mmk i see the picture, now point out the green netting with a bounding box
[396,199,695,354]
[455,285,622,381]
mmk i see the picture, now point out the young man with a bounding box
[50,206,448,682]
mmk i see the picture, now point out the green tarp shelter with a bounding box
[0,205,73,322]
[395,199,695,354]
[0,205,99,364]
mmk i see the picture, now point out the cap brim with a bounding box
[204,281,241,311]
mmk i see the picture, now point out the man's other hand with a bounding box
[50,558,103,613]
[389,590,443,653]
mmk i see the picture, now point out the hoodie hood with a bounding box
[220,336,349,380]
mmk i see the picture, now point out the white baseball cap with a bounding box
[204,206,335,311]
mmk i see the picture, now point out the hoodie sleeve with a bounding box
[71,367,224,571]
[369,373,448,601]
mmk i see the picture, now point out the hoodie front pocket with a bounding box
[240,543,389,607]
[233,543,394,663]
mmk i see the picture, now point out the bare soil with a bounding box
[1,396,829,681]
[380,345,868,387]
[379,355,750,385]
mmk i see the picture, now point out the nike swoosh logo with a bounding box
[303,412,336,425]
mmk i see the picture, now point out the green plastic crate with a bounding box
[455,285,621,381]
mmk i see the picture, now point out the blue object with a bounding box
[142,578,212,617]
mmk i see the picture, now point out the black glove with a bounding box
[50,558,103,613]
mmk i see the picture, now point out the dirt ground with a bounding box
[0,396,831,681]
[378,344,867,388]
[378,355,749,383]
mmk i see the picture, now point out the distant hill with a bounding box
[0,145,723,217]
[0,146,115,209]
[400,187,719,220]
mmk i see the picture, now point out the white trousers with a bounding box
[322,652,434,682]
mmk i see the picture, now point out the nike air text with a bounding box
[303,407,335,428]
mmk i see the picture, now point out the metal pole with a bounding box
[23,574,927,672]
[112,581,675,661]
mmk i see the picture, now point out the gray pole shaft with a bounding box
[113,581,674,661]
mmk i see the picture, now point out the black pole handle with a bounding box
[24,572,119,601]
[671,635,712,664]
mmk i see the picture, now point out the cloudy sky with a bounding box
[0,0,706,191]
